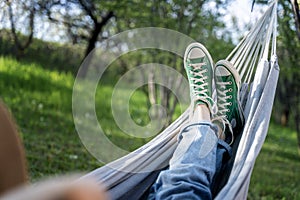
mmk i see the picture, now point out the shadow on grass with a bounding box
[249,124,300,200]
[262,144,300,161]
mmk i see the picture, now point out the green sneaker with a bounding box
[184,42,214,111]
[214,60,245,145]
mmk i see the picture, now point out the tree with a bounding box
[272,0,300,151]
[290,0,300,40]
[5,0,36,59]
[109,0,234,125]
[2,0,234,126]
[40,0,115,77]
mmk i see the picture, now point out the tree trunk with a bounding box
[78,11,114,78]
[7,0,34,60]
[148,67,156,106]
[295,113,300,155]
[280,107,290,126]
[290,0,300,40]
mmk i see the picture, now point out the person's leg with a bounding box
[214,60,245,145]
[210,59,245,196]
[148,43,232,200]
[149,107,231,200]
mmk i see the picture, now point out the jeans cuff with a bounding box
[178,122,218,142]
[181,122,218,134]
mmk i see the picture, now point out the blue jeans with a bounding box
[148,122,232,200]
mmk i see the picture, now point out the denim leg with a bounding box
[148,123,232,200]
[211,139,232,197]
[215,139,232,180]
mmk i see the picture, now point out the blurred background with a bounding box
[0,0,299,199]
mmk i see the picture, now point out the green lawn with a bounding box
[0,56,151,179]
[249,125,300,200]
[0,56,299,199]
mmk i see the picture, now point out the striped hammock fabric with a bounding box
[82,2,279,199]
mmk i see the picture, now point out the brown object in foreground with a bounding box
[55,180,109,200]
[0,101,28,196]
[0,101,108,200]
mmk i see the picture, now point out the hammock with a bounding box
[82,2,279,199]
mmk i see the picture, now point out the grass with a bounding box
[248,124,300,200]
[0,56,156,179]
[0,56,299,198]
[0,56,96,179]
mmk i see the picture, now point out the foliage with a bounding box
[255,1,300,149]
[0,29,84,74]
[274,0,300,149]
[107,0,235,125]
[3,0,36,58]
[38,0,114,44]
[1,0,236,126]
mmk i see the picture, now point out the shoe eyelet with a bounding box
[229,95,232,99]
[229,81,232,85]
[229,88,232,92]
[229,102,232,106]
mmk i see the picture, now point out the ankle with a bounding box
[191,105,211,123]
[213,119,225,140]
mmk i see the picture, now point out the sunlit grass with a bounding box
[0,56,159,179]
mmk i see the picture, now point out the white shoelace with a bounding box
[216,81,233,118]
[189,63,214,108]
[215,80,234,145]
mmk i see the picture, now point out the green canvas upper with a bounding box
[184,46,214,110]
[215,61,244,145]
